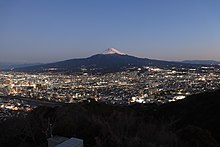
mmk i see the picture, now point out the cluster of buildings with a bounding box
[0,97,34,121]
[0,65,220,106]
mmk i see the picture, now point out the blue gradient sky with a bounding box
[0,0,220,63]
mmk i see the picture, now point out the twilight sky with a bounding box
[0,0,220,63]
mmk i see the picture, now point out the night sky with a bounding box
[0,0,220,63]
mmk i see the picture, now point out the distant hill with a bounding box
[0,63,42,70]
[14,48,198,73]
[182,60,220,65]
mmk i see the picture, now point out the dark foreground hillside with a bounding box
[1,90,220,147]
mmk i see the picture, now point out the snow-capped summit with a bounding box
[103,48,126,55]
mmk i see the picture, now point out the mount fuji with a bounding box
[103,48,126,55]
[14,48,198,73]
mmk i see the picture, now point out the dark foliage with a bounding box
[0,90,220,147]
[157,89,220,142]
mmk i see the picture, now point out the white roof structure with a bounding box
[55,137,83,147]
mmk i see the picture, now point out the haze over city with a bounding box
[0,0,220,63]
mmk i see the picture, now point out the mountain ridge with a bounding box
[182,60,220,65]
[0,63,42,70]
[13,48,201,73]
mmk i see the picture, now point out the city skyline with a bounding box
[1,0,220,63]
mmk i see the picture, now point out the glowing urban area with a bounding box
[1,48,220,120]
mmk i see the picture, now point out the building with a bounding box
[48,136,83,147]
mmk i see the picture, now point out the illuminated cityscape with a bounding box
[1,64,220,120]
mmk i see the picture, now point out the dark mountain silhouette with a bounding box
[0,63,42,70]
[156,89,220,143]
[14,48,198,73]
[182,60,220,65]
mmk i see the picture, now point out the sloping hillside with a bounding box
[0,90,220,147]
